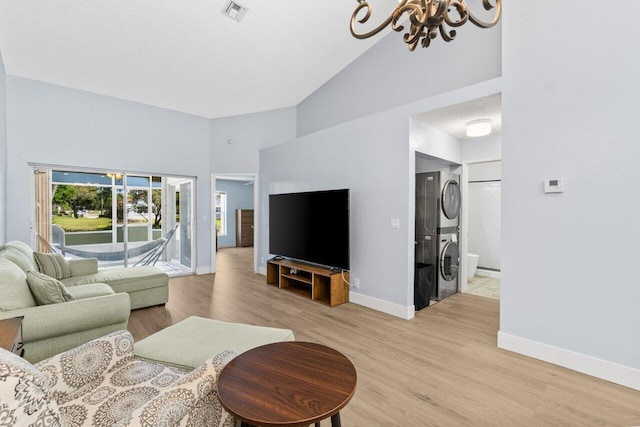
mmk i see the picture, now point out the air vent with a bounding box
[222,1,248,22]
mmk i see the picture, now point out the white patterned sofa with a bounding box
[0,330,237,426]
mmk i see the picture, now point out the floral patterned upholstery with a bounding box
[0,330,237,426]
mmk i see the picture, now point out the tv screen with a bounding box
[269,189,349,270]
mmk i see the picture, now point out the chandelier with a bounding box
[350,0,501,51]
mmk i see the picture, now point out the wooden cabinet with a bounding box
[0,316,24,357]
[236,209,254,247]
[267,259,349,307]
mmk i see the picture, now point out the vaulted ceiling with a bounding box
[0,0,391,119]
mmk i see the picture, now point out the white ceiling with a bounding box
[0,0,393,119]
[414,93,502,140]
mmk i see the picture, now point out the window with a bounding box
[216,192,227,236]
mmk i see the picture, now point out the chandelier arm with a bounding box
[467,0,502,28]
[350,1,395,39]
[439,25,456,42]
[397,3,427,26]
[349,0,501,50]
[442,2,469,28]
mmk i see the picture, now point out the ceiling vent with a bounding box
[222,1,248,22]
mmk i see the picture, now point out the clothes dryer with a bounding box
[438,172,461,233]
[436,233,459,301]
[415,171,461,234]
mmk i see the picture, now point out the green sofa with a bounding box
[0,240,169,309]
[0,256,130,362]
[0,240,170,362]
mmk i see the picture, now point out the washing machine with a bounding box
[437,172,461,234]
[436,233,459,300]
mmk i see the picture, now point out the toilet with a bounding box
[467,253,480,278]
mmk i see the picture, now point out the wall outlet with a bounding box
[260,257,265,264]
[390,218,400,229]
[353,278,360,288]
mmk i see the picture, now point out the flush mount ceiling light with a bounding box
[222,0,248,22]
[350,0,501,51]
[466,119,492,137]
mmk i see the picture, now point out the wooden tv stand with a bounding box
[266,259,349,307]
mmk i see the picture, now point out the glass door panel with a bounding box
[166,178,195,272]
[36,166,194,274]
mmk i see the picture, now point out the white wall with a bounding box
[467,161,501,270]
[500,2,640,389]
[5,76,213,270]
[0,52,6,244]
[462,132,501,162]
[411,120,462,164]
[415,154,459,174]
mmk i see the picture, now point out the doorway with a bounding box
[211,174,257,274]
[462,160,501,299]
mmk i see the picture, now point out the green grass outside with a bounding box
[53,216,113,232]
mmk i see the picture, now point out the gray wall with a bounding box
[260,78,501,317]
[500,2,640,385]
[0,52,6,244]
[216,179,254,248]
[210,107,296,173]
[297,20,502,137]
[5,76,213,270]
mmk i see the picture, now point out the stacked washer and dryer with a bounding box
[415,171,461,308]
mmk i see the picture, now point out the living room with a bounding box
[1,2,640,425]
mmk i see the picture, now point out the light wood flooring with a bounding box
[129,248,640,426]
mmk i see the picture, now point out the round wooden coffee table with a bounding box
[218,341,357,427]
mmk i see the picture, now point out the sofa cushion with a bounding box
[3,241,37,269]
[33,252,72,279]
[0,246,36,273]
[66,283,115,300]
[61,266,168,293]
[68,257,98,277]
[26,271,75,305]
[0,257,37,311]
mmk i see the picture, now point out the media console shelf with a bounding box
[266,259,349,307]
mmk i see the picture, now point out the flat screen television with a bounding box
[269,189,349,270]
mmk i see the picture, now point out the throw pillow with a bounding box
[33,252,72,280]
[26,271,75,305]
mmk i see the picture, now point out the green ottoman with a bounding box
[133,316,295,370]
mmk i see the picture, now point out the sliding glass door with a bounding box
[32,165,196,275]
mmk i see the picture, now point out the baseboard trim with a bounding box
[498,331,640,391]
[349,292,414,320]
[257,266,266,276]
[476,268,501,279]
[195,266,211,275]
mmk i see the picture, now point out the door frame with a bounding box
[460,157,501,293]
[210,173,258,274]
